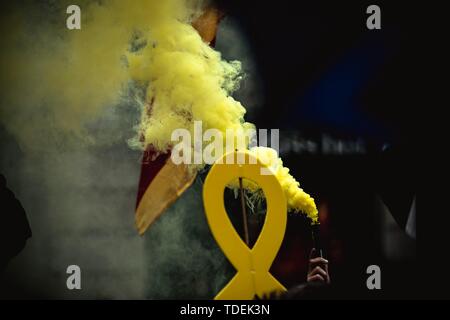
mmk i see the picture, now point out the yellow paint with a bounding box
[203,150,287,299]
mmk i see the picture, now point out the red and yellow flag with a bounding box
[135,7,224,235]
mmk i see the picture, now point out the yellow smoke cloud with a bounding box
[0,0,216,150]
[0,0,317,221]
[124,3,253,152]
[229,147,319,223]
[1,1,127,149]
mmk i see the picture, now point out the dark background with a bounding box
[218,0,418,299]
[0,0,421,299]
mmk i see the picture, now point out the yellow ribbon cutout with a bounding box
[203,151,287,300]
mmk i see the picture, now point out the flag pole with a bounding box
[239,177,250,246]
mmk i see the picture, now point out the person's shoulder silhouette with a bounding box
[0,173,32,272]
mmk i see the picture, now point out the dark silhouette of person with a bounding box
[0,173,32,272]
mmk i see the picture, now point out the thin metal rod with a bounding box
[239,177,250,246]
